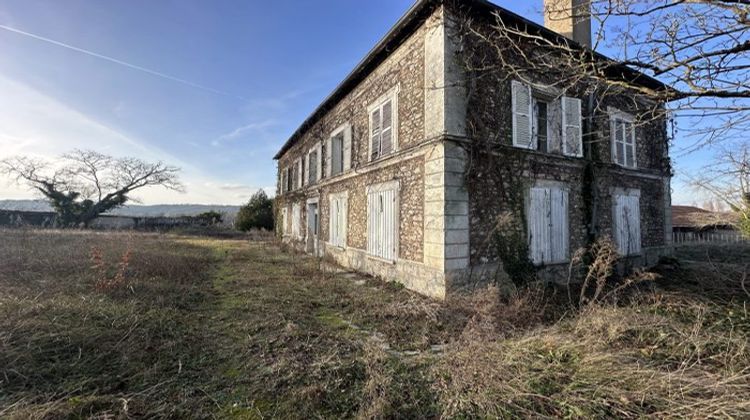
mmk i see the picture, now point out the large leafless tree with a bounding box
[464,0,749,150]
[1,150,183,227]
[693,144,750,236]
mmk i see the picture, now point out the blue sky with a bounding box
[0,0,707,205]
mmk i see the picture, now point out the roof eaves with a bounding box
[273,0,438,160]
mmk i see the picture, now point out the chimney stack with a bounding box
[544,0,591,48]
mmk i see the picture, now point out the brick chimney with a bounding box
[544,0,591,48]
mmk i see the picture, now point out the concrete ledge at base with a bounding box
[324,244,447,299]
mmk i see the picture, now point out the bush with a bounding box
[236,190,274,231]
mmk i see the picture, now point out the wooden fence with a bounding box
[673,230,748,245]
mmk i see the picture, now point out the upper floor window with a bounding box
[305,142,322,186]
[533,99,550,153]
[327,123,352,177]
[282,166,293,193]
[368,86,399,161]
[512,80,582,157]
[610,109,636,168]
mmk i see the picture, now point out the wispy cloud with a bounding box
[0,23,246,101]
[211,120,278,146]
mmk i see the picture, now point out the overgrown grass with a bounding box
[1,229,748,418]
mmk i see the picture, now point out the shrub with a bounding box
[236,190,274,231]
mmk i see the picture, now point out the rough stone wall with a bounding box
[317,156,425,263]
[452,9,672,266]
[276,21,426,181]
[274,13,430,264]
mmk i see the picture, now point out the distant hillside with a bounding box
[0,200,240,218]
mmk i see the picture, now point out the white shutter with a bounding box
[297,159,303,189]
[367,184,398,260]
[512,80,534,149]
[343,124,352,170]
[303,154,309,186]
[371,109,381,160]
[367,191,377,256]
[528,187,550,264]
[316,143,323,182]
[341,197,348,247]
[614,193,642,255]
[562,96,583,157]
[326,138,332,178]
[381,100,393,155]
[550,188,569,262]
[282,208,288,234]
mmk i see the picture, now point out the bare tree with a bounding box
[1,149,184,227]
[459,0,749,150]
[692,144,750,236]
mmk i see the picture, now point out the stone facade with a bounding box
[273,0,673,298]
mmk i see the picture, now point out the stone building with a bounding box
[273,0,673,299]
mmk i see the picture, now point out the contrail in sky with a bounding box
[0,23,246,100]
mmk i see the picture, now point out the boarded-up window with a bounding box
[329,193,348,248]
[613,192,641,255]
[528,186,569,265]
[367,182,398,261]
[512,80,534,149]
[292,203,301,239]
[611,111,637,168]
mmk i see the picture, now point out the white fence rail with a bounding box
[673,230,748,245]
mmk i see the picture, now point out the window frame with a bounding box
[609,108,637,169]
[367,85,400,162]
[329,126,346,177]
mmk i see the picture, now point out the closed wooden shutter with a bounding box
[367,184,398,261]
[529,186,569,264]
[614,194,641,255]
[329,195,347,248]
[562,97,583,157]
[282,208,288,234]
[528,187,551,264]
[316,143,322,181]
[371,109,381,160]
[550,188,569,262]
[292,204,301,239]
[512,80,534,149]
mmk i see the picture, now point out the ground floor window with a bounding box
[281,208,288,235]
[329,193,348,248]
[367,181,399,261]
[528,185,569,265]
[291,203,301,239]
[613,190,641,255]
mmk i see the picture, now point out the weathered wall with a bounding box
[449,6,672,266]
[275,10,431,265]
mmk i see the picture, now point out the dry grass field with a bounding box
[1,229,748,419]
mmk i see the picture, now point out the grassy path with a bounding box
[2,230,749,419]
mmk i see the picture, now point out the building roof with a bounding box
[274,0,671,160]
[672,205,738,229]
